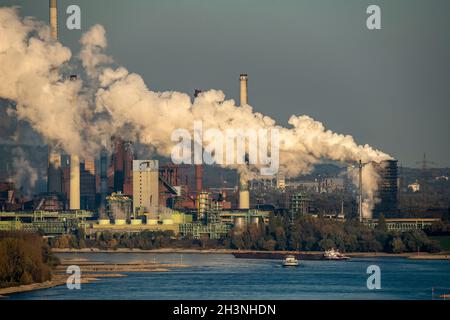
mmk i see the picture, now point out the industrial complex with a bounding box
[0,0,446,242]
[0,64,435,238]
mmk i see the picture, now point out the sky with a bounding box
[1,0,450,167]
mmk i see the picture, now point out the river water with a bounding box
[8,253,450,300]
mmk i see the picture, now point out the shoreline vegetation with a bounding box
[0,258,189,298]
[49,214,445,255]
[0,231,191,298]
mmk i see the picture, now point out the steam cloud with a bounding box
[0,8,392,218]
[10,147,39,196]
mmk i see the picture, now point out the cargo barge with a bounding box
[233,252,324,260]
[233,250,350,261]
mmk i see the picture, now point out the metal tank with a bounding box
[233,216,246,230]
[146,219,158,225]
[250,216,260,226]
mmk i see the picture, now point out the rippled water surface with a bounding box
[8,253,450,300]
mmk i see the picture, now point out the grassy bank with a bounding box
[430,235,450,252]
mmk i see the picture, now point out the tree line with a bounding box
[48,229,176,250]
[225,213,441,253]
[0,231,59,287]
[47,213,442,253]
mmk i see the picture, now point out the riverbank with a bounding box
[0,258,189,298]
[0,273,126,298]
[51,247,450,259]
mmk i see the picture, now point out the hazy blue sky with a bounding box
[2,0,450,167]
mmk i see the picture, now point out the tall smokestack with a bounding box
[49,0,57,40]
[195,165,203,194]
[194,89,203,194]
[47,0,61,195]
[99,148,108,217]
[238,74,250,209]
[239,74,248,106]
[358,160,363,222]
[69,74,80,210]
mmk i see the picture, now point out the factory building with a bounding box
[106,192,132,224]
[0,182,19,211]
[158,163,185,207]
[196,191,211,221]
[47,151,62,194]
[367,218,440,232]
[374,159,399,216]
[80,157,96,210]
[108,138,134,196]
[133,160,159,214]
[276,174,286,191]
[290,192,310,216]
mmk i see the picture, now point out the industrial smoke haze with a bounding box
[0,8,392,218]
[10,147,39,196]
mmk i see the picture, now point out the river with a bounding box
[8,253,450,300]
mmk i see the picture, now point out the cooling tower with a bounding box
[69,154,80,210]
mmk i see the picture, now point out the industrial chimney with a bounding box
[194,89,203,195]
[239,74,248,106]
[47,0,62,195]
[358,160,363,222]
[238,74,250,209]
[49,0,57,40]
[69,75,80,210]
[98,148,108,218]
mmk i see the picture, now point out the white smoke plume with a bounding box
[10,147,38,196]
[0,8,392,217]
[347,162,382,219]
[79,24,113,78]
